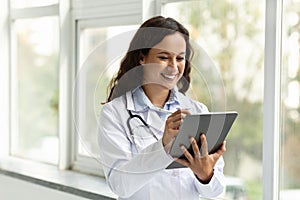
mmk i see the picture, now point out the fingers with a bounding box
[167,110,189,123]
[184,134,221,159]
[176,135,226,181]
[180,145,193,163]
[163,109,189,147]
[190,137,201,158]
[165,109,190,130]
[200,134,208,156]
[212,141,226,160]
[167,119,183,129]
[220,141,226,152]
[172,109,190,115]
[180,135,206,163]
[174,157,190,167]
[168,109,190,120]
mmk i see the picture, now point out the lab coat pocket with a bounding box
[149,170,180,200]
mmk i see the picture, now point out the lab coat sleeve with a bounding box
[193,156,226,198]
[98,103,173,198]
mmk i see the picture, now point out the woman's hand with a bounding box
[162,109,190,147]
[175,134,226,183]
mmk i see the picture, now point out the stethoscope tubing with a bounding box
[127,110,159,146]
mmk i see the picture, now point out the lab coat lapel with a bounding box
[146,110,165,134]
[127,90,165,133]
[126,91,135,111]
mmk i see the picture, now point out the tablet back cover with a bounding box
[166,112,237,169]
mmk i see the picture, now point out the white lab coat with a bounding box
[98,90,225,200]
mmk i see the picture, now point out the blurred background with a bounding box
[1,0,300,199]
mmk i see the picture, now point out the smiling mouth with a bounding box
[161,73,178,80]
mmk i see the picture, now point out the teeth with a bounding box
[162,73,176,79]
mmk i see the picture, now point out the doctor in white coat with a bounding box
[98,16,226,200]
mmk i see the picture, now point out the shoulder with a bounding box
[100,95,127,117]
[177,92,209,113]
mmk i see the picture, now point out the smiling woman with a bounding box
[98,16,226,200]
[141,32,186,106]
[0,0,295,200]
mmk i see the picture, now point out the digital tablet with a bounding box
[166,111,238,169]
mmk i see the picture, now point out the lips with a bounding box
[161,73,178,80]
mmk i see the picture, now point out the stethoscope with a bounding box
[126,110,159,149]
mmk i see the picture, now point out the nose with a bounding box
[168,57,177,70]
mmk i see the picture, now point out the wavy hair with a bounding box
[106,16,193,102]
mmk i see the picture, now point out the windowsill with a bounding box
[0,156,117,200]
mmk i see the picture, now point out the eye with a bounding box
[158,56,168,60]
[176,57,185,61]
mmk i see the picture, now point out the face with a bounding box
[140,32,186,90]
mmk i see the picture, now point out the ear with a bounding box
[139,53,146,65]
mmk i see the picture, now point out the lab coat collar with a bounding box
[130,86,179,113]
[125,86,193,132]
[131,87,152,112]
[126,87,192,112]
[126,91,135,111]
[126,90,165,131]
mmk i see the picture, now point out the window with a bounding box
[6,0,143,173]
[162,0,265,199]
[10,4,59,164]
[0,0,298,199]
[73,22,138,174]
[280,0,300,198]
[70,0,144,174]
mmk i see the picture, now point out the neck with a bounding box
[142,84,170,108]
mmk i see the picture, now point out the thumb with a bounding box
[212,141,226,160]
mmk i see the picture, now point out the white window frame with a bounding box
[263,0,282,199]
[0,0,10,158]
[70,0,145,176]
[7,1,74,170]
[0,0,287,199]
[9,3,61,162]
[58,0,73,170]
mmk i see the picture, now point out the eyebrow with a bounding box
[157,51,186,56]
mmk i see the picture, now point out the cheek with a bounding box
[142,64,163,80]
[178,63,186,75]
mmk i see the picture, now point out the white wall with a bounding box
[0,174,89,200]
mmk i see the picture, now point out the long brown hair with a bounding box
[106,16,193,102]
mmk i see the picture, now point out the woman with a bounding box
[98,16,226,200]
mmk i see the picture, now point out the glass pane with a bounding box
[76,25,138,159]
[280,0,300,199]
[11,0,58,9]
[12,17,59,164]
[163,1,265,199]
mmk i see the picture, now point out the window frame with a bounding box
[8,3,61,164]
[0,0,10,158]
[263,0,282,199]
[70,0,145,175]
[0,0,287,199]
[72,18,138,176]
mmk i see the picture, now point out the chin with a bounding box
[161,82,177,90]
